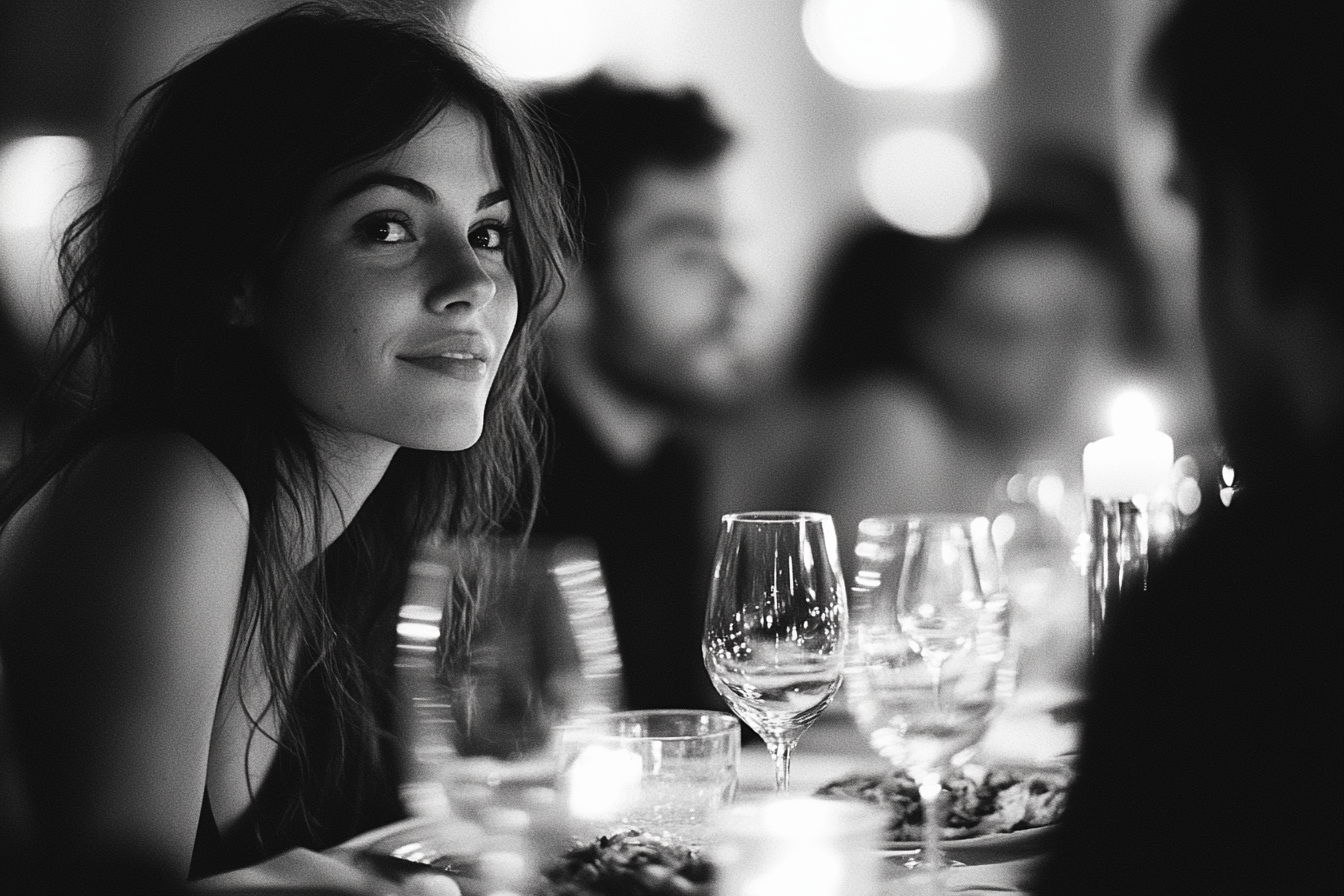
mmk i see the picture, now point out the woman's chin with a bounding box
[408,421,485,453]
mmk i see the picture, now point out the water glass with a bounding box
[561,709,740,846]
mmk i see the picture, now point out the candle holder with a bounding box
[1086,497,1148,655]
[1081,431,1173,654]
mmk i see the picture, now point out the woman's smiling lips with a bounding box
[398,332,493,382]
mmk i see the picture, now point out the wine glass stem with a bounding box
[767,737,794,793]
[928,655,947,712]
[919,771,947,895]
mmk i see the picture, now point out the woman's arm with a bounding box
[0,431,250,880]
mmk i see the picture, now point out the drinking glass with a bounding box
[395,536,619,891]
[703,511,848,793]
[561,709,740,845]
[846,514,1007,893]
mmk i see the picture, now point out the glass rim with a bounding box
[563,709,740,741]
[857,512,988,532]
[722,510,832,524]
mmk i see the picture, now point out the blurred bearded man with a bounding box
[532,73,753,711]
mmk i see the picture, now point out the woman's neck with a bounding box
[301,426,398,564]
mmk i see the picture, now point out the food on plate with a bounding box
[814,765,1071,842]
[541,830,713,896]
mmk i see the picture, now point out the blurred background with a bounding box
[0,0,1213,474]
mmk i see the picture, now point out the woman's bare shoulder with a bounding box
[27,429,244,519]
[0,433,254,878]
[0,431,250,625]
[70,430,248,517]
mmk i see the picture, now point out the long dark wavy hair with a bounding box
[0,1,571,859]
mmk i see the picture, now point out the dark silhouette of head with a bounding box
[1146,0,1342,486]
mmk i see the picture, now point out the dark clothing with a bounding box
[189,576,406,878]
[188,695,405,880]
[1033,487,1344,895]
[535,389,722,712]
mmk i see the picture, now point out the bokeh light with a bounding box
[0,136,92,233]
[0,135,94,350]
[802,0,998,92]
[464,0,605,83]
[921,0,999,91]
[858,128,990,237]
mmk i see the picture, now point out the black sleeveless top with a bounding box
[188,627,407,878]
[189,703,406,879]
[182,437,411,879]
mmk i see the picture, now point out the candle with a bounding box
[1083,431,1174,501]
[565,744,643,822]
[710,798,885,896]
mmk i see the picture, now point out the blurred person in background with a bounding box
[0,3,569,890]
[710,152,1159,699]
[1033,1,1343,893]
[530,73,754,712]
[720,151,1156,566]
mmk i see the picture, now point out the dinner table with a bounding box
[191,678,1081,896]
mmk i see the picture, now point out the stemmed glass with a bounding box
[845,514,1007,893]
[703,511,848,793]
[394,536,616,890]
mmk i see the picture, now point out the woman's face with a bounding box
[258,103,518,456]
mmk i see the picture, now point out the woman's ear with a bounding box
[227,283,259,327]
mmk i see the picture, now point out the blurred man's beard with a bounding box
[594,342,754,420]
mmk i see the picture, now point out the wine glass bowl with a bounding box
[703,511,848,793]
[891,516,989,681]
[845,632,999,776]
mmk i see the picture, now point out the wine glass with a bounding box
[846,514,1007,893]
[703,511,848,793]
[394,536,619,890]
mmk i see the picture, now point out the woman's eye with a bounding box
[359,215,414,244]
[470,223,509,251]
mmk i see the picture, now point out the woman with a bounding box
[0,2,570,884]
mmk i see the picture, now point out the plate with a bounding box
[816,761,1071,866]
[882,823,1059,865]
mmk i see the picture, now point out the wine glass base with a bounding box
[897,855,967,871]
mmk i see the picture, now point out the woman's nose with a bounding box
[426,242,497,312]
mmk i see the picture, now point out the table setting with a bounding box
[200,415,1194,896]
[262,496,1091,896]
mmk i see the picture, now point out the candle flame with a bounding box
[1109,388,1160,437]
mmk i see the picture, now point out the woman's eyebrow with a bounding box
[327,172,436,208]
[478,188,509,211]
